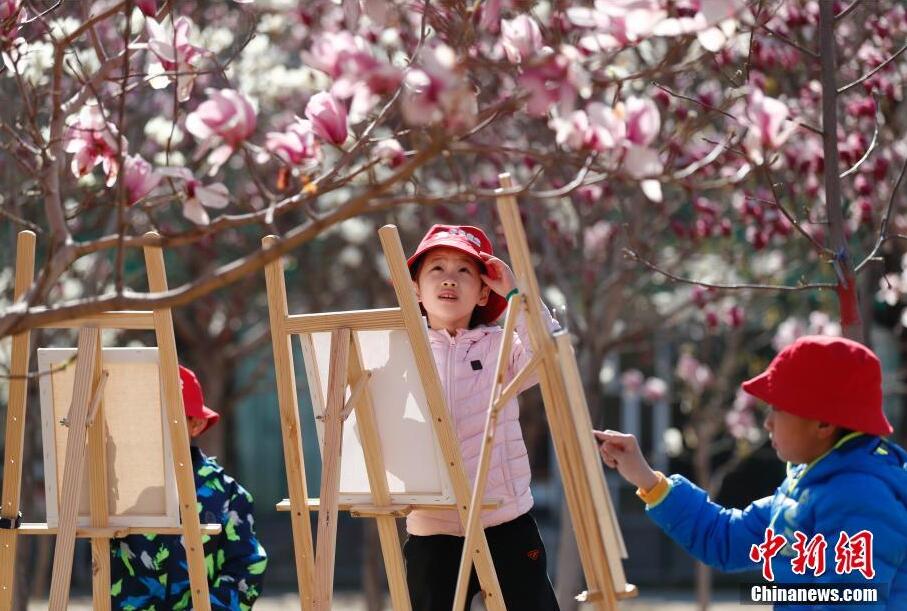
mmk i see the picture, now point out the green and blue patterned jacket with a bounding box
[110,446,267,610]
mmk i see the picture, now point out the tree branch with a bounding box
[855,153,907,273]
[0,141,443,338]
[838,40,907,94]
[839,93,880,179]
[835,0,861,21]
[623,248,836,292]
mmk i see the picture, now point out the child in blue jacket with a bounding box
[596,335,907,610]
[110,365,267,610]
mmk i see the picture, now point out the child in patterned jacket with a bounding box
[110,365,267,611]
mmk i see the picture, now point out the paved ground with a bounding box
[30,592,763,610]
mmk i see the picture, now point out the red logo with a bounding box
[749,528,787,581]
[526,549,541,561]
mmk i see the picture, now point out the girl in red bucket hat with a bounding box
[594,335,907,609]
[403,224,561,610]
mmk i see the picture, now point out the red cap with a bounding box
[406,224,507,325]
[742,335,892,436]
[179,365,220,434]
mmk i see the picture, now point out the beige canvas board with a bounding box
[37,347,180,528]
[299,329,456,505]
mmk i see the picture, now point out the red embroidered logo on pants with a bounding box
[526,549,541,561]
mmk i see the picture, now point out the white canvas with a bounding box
[37,347,180,528]
[299,329,455,505]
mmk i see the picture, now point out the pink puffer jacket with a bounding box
[406,301,558,536]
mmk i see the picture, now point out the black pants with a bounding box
[404,512,560,611]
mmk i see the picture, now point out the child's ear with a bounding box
[477,283,490,307]
[816,421,837,440]
[412,279,421,300]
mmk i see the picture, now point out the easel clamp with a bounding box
[0,512,22,530]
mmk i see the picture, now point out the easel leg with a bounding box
[346,335,412,611]
[88,340,111,611]
[145,236,213,611]
[314,329,351,609]
[453,301,520,611]
[48,328,101,611]
[0,230,36,608]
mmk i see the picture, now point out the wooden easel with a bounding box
[0,230,218,610]
[264,231,509,610]
[451,173,638,610]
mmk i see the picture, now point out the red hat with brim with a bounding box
[741,335,892,436]
[179,365,220,434]
[406,224,508,325]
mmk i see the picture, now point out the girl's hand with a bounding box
[479,253,516,297]
[593,429,659,491]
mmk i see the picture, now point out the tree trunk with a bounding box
[819,0,864,342]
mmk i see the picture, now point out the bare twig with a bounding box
[624,248,836,292]
[838,40,907,94]
[759,23,819,59]
[653,81,822,135]
[855,153,907,272]
[835,0,861,21]
[760,164,831,255]
[840,93,880,179]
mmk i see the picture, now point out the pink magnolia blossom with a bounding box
[643,377,668,402]
[772,316,807,350]
[582,220,614,259]
[305,92,349,146]
[742,88,796,165]
[518,48,581,116]
[302,31,365,80]
[549,110,590,150]
[569,0,666,50]
[726,391,759,441]
[478,0,502,33]
[185,88,257,174]
[402,43,477,133]
[304,32,402,124]
[675,353,713,394]
[624,97,660,146]
[586,102,627,150]
[146,17,205,102]
[620,369,645,395]
[159,167,229,225]
[373,138,405,167]
[0,0,23,44]
[501,15,544,63]
[64,105,127,187]
[265,119,320,170]
[135,0,157,17]
[123,155,162,204]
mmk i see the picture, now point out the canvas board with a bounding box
[37,347,180,528]
[299,329,455,505]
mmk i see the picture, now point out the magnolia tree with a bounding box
[3,0,907,608]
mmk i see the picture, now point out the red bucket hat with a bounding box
[741,335,892,436]
[407,224,508,325]
[179,365,220,434]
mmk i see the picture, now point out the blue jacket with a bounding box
[647,434,907,610]
[109,447,267,610]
